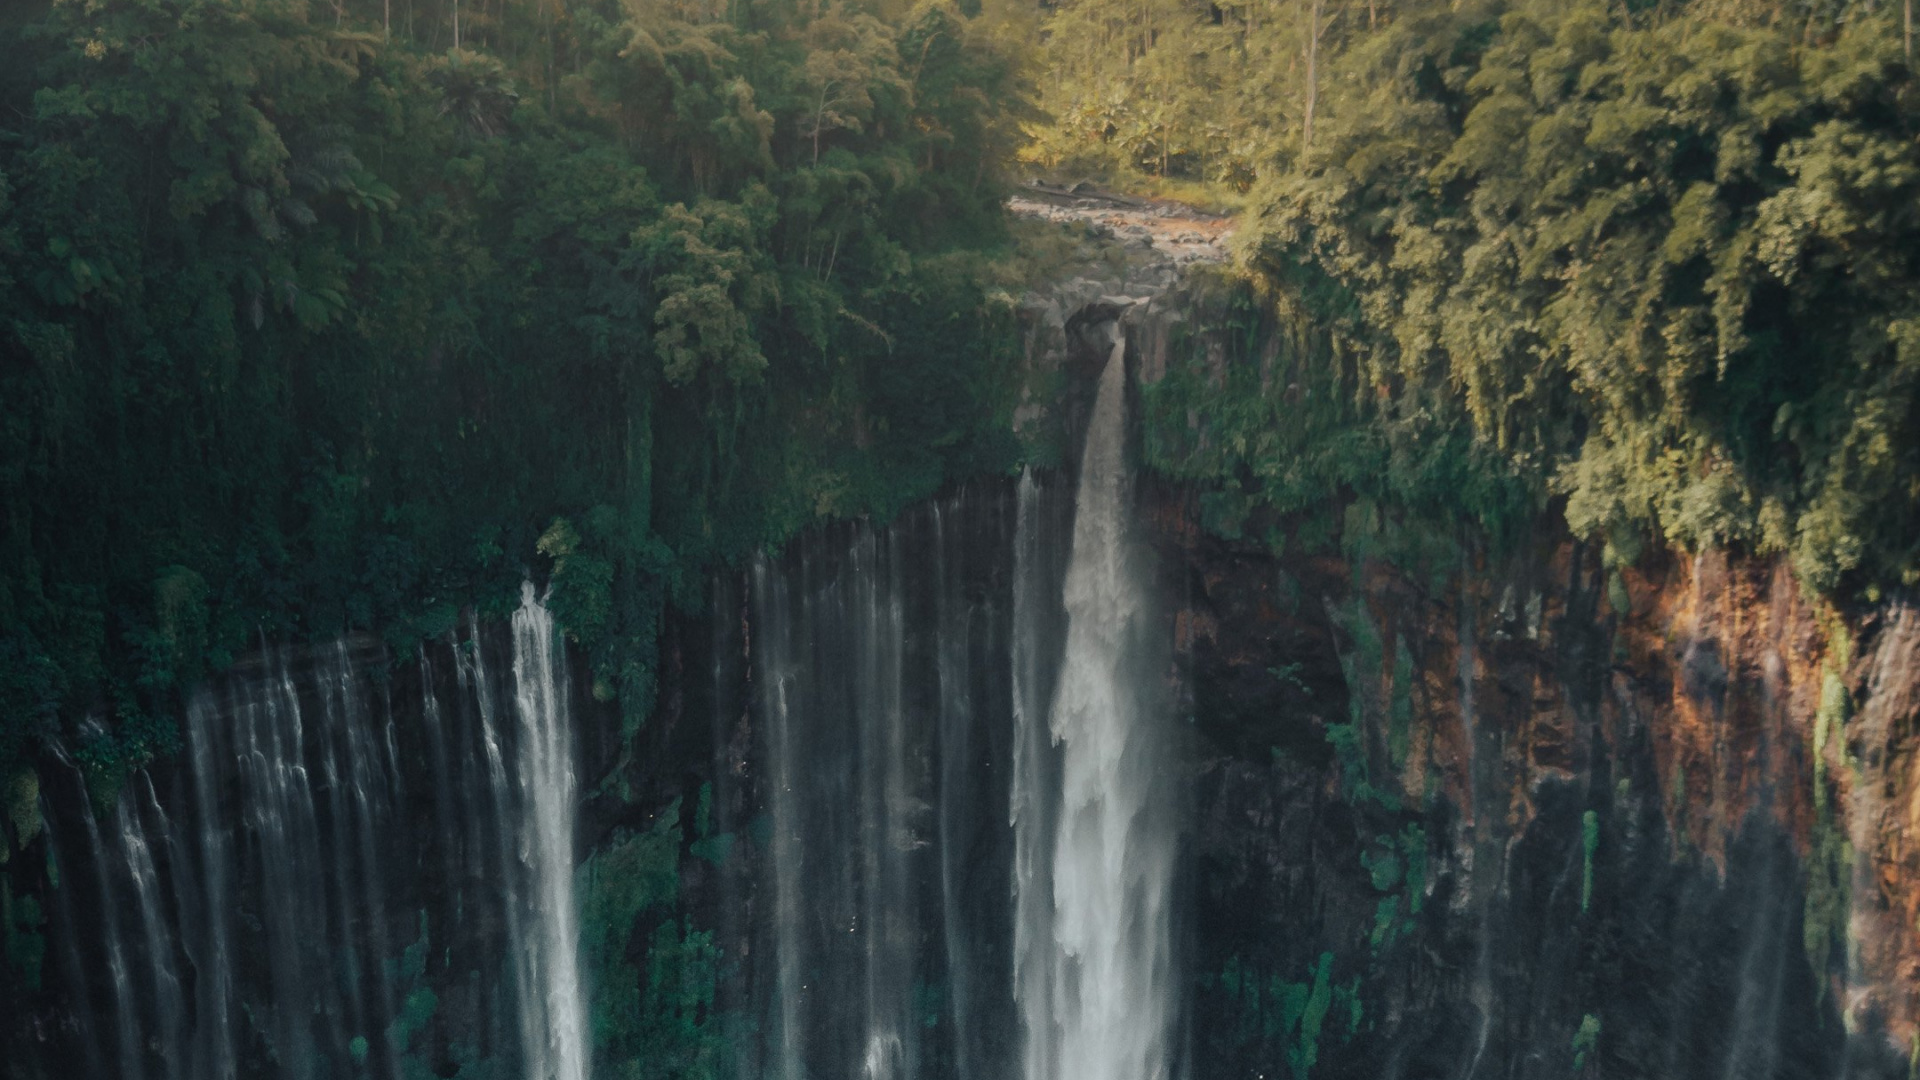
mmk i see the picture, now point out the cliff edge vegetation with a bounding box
[0,0,1033,788]
[1025,0,1920,605]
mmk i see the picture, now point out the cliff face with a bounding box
[9,200,1920,1080]
[1004,209,1920,1075]
[1140,375,1920,1076]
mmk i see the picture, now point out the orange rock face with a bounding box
[1150,480,1920,1056]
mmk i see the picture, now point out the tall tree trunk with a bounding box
[813,91,826,166]
[1302,0,1324,155]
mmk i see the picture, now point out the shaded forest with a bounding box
[0,0,1030,795]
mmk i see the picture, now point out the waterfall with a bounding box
[461,585,592,1080]
[1010,470,1060,1080]
[935,501,988,1080]
[1015,333,1179,1080]
[744,342,1172,1080]
[34,585,588,1080]
[749,487,1024,1080]
[508,582,589,1080]
[755,549,805,1080]
[184,692,237,1080]
[240,646,336,1080]
[754,530,920,1080]
[119,777,185,1075]
[29,335,1178,1080]
[77,774,145,1080]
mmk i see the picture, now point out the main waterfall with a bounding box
[1013,334,1178,1080]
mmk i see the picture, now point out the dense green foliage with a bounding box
[1129,0,1920,603]
[1023,0,1913,186]
[0,0,1027,782]
[579,801,726,1080]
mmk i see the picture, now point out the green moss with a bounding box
[1333,598,1385,719]
[1353,827,1428,954]
[580,806,683,1056]
[1803,813,1853,997]
[386,987,439,1056]
[395,911,430,986]
[1323,596,1401,809]
[576,799,731,1078]
[537,517,616,648]
[1217,950,1347,1071]
[1323,723,1395,810]
[1286,952,1335,1079]
[1200,486,1256,541]
[4,769,38,852]
[688,782,736,864]
[1573,1013,1601,1069]
[1336,977,1363,1038]
[1805,631,1856,992]
[1399,825,1427,916]
[1815,667,1850,782]
[629,918,724,1080]
[4,886,44,992]
[1141,277,1537,568]
[376,912,441,1067]
[1363,843,1402,893]
[1369,896,1401,951]
[1607,571,1631,617]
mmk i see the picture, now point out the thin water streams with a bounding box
[40,323,1182,1080]
[748,325,1177,1080]
[38,586,587,1080]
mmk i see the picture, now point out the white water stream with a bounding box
[44,583,587,1080]
[1014,334,1178,1080]
[508,583,590,1080]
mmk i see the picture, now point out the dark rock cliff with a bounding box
[1107,276,1920,1077]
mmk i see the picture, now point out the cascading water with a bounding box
[508,583,589,1080]
[117,777,185,1077]
[72,763,144,1080]
[1010,467,1067,1080]
[747,483,1025,1080]
[743,327,1174,1080]
[1013,332,1178,1080]
[33,584,587,1080]
[754,529,920,1080]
